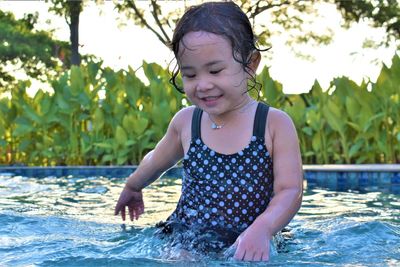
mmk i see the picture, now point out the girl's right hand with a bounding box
[114,186,144,221]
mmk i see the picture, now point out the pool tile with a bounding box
[305,172,317,185]
[316,171,327,186]
[379,172,392,185]
[347,172,359,189]
[370,172,379,186]
[359,172,370,187]
[326,172,338,190]
[391,172,400,184]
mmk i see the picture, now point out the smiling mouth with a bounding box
[201,95,222,101]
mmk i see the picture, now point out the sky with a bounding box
[1,0,398,94]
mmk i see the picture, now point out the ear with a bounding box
[247,50,261,75]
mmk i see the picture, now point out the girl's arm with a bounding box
[114,109,186,221]
[234,109,303,261]
[125,113,185,191]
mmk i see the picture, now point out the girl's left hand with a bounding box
[233,222,271,261]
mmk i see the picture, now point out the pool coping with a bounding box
[302,164,400,172]
[0,164,399,172]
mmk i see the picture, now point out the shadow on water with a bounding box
[0,174,399,266]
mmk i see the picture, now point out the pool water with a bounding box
[0,173,399,266]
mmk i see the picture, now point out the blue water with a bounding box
[0,173,399,266]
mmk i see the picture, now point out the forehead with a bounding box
[178,31,232,63]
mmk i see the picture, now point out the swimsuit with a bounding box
[158,102,274,251]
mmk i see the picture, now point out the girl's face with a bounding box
[178,31,253,116]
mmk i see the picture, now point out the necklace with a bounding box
[208,99,256,130]
[209,114,224,129]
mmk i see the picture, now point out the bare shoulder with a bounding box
[169,106,196,132]
[266,107,298,139]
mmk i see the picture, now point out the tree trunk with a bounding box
[68,1,81,66]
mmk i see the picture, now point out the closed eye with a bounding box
[210,69,222,75]
[182,73,196,78]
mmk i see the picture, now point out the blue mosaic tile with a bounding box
[326,172,338,189]
[1,167,399,194]
[359,172,370,187]
[370,172,379,186]
[305,172,317,184]
[346,172,359,190]
[337,172,346,184]
[379,172,392,185]
[316,171,327,186]
[391,172,400,184]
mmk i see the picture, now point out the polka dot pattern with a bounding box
[174,135,274,233]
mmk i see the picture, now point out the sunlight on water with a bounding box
[0,173,399,266]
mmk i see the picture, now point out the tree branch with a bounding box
[126,0,168,46]
[150,0,171,44]
[248,0,307,19]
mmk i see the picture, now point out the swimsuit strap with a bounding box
[192,107,203,140]
[253,102,270,138]
[191,102,269,140]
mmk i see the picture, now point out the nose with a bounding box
[195,77,213,92]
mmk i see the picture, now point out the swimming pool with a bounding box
[0,167,399,266]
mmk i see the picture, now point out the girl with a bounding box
[114,1,302,262]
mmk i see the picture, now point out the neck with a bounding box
[207,97,256,129]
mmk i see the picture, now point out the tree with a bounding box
[47,0,84,66]
[336,0,400,47]
[0,10,70,93]
[115,0,400,53]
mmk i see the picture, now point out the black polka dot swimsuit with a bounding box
[167,102,274,243]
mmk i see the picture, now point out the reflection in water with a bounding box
[0,173,399,266]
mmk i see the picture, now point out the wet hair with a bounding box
[169,1,269,95]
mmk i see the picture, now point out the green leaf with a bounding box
[301,126,313,136]
[346,121,361,132]
[345,97,360,121]
[349,140,363,158]
[70,66,85,96]
[92,108,104,132]
[311,134,321,151]
[133,116,149,135]
[94,143,113,149]
[323,102,344,133]
[116,126,128,146]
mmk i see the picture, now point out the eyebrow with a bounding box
[180,60,224,70]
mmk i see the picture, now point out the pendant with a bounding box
[211,122,223,129]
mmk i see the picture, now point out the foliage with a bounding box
[0,10,69,93]
[1,54,399,166]
[0,60,184,165]
[336,0,400,47]
[46,0,84,65]
[115,0,400,53]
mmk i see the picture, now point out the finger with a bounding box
[128,206,134,221]
[133,207,140,220]
[121,206,126,221]
[138,206,144,216]
[261,250,270,261]
[135,209,140,220]
[233,247,246,261]
[114,203,120,216]
[252,251,262,262]
[243,250,254,261]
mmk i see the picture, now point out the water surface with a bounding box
[0,173,399,266]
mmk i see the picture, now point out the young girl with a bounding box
[114,1,302,262]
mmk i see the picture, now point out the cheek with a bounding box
[182,82,195,96]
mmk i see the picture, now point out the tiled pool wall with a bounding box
[1,165,399,194]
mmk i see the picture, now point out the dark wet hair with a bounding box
[168,1,269,95]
